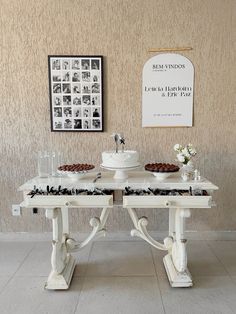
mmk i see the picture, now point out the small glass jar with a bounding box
[180,163,194,181]
[181,171,191,182]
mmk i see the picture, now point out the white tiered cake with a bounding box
[101,133,140,179]
[102,150,139,168]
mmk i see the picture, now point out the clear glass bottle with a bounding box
[51,152,63,176]
[37,151,50,177]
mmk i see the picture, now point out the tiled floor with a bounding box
[1,240,236,314]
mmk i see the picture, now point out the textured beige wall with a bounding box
[0,0,235,232]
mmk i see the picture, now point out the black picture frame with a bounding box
[48,55,104,132]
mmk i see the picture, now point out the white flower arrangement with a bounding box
[174,143,197,165]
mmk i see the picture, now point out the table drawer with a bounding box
[123,195,213,208]
[21,195,113,208]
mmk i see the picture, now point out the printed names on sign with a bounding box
[142,53,194,127]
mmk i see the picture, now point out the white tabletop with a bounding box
[18,171,219,191]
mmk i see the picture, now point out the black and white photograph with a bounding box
[74,119,82,129]
[83,107,91,117]
[54,96,62,106]
[92,107,100,117]
[82,72,90,82]
[73,108,81,117]
[63,96,71,106]
[53,83,61,93]
[91,83,100,93]
[52,72,61,82]
[91,59,100,70]
[54,107,62,117]
[49,55,103,131]
[81,59,90,70]
[64,119,72,128]
[72,83,81,94]
[52,59,61,70]
[92,73,99,82]
[82,83,90,93]
[82,95,91,106]
[63,107,72,117]
[72,72,80,82]
[83,119,91,129]
[73,96,81,105]
[62,59,70,70]
[91,95,100,106]
[92,119,101,129]
[62,71,70,81]
[62,83,71,93]
[72,59,80,70]
[54,120,63,129]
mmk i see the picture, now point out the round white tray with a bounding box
[57,169,93,180]
[146,170,179,181]
[100,164,141,180]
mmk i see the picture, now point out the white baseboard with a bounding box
[1,231,236,242]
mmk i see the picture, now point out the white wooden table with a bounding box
[19,171,218,289]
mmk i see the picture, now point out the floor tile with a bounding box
[0,276,83,314]
[1,239,235,314]
[160,276,236,314]
[187,240,228,276]
[75,276,164,314]
[0,242,34,276]
[86,241,155,276]
[229,276,236,286]
[73,243,92,276]
[15,242,51,276]
[152,240,227,278]
[16,241,92,277]
[0,276,11,293]
[207,241,236,275]
[151,247,167,278]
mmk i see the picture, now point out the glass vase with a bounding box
[180,162,194,181]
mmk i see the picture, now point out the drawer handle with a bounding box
[65,202,70,206]
[164,201,171,207]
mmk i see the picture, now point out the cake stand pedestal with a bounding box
[100,165,141,180]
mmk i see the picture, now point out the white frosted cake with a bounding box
[102,150,139,168]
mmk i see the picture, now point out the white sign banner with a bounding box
[142,53,194,127]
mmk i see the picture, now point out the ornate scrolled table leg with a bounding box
[65,207,111,252]
[163,208,192,287]
[127,207,192,287]
[127,208,171,250]
[45,206,111,289]
[45,207,76,290]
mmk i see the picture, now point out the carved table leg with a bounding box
[127,208,168,250]
[127,206,192,287]
[45,207,76,290]
[66,207,111,251]
[169,208,176,238]
[163,208,193,287]
[61,206,69,235]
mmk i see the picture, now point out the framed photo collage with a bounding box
[48,55,103,132]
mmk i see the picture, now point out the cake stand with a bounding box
[100,164,141,180]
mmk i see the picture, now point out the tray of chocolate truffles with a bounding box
[145,163,179,181]
[57,163,95,179]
